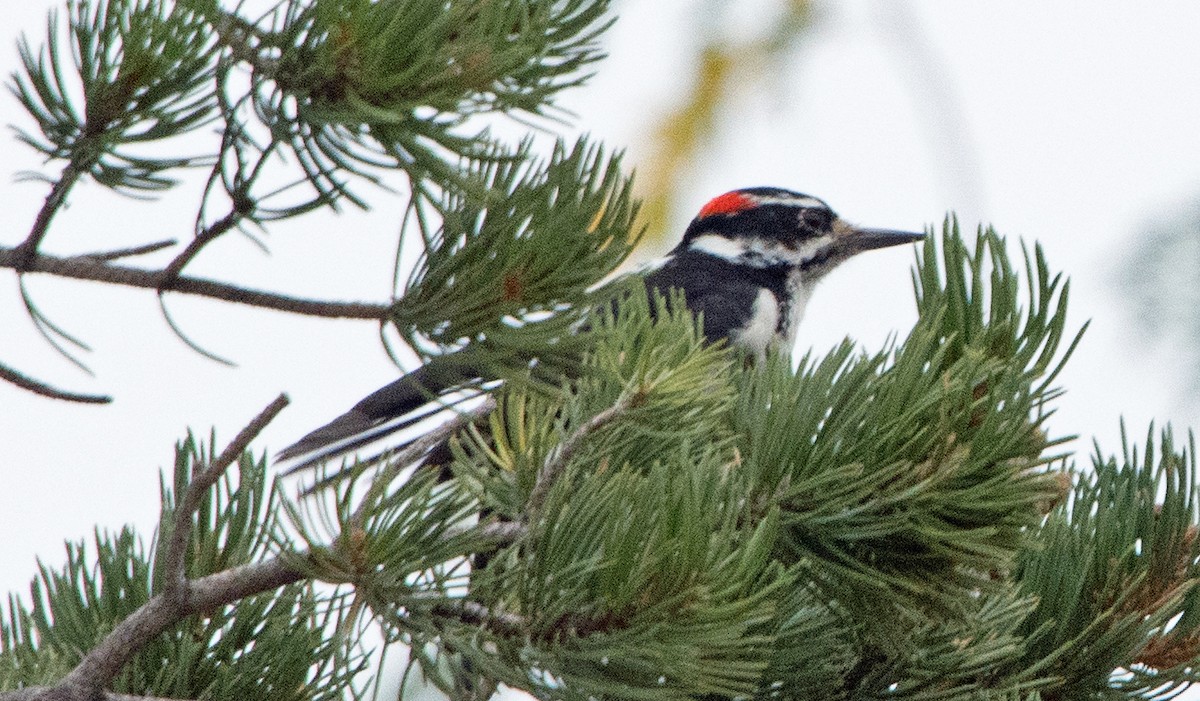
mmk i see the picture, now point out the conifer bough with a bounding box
[4,1,1200,701]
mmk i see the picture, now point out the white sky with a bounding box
[3,0,1200,693]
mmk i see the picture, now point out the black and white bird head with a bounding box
[679,187,922,278]
[645,187,924,357]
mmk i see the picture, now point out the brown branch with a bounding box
[0,562,304,699]
[528,392,634,513]
[1,553,525,701]
[43,516,522,699]
[159,211,241,284]
[58,557,307,696]
[56,396,298,695]
[0,358,111,404]
[0,246,390,319]
[0,688,196,701]
[15,161,85,267]
[162,395,289,595]
[8,396,531,700]
[430,599,526,637]
[78,239,177,262]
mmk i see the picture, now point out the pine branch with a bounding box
[12,161,85,267]
[528,391,635,513]
[0,246,390,319]
[66,557,305,690]
[0,688,194,701]
[161,395,289,595]
[62,397,292,695]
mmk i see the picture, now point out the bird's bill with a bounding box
[836,225,926,255]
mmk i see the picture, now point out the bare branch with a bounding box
[0,246,391,319]
[0,358,111,403]
[528,392,634,512]
[78,240,177,261]
[431,599,526,637]
[186,557,309,611]
[15,161,85,267]
[0,687,196,701]
[162,395,289,594]
[159,210,240,284]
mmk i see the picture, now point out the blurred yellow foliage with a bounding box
[634,0,814,252]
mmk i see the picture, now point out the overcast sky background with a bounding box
[3,0,1200,691]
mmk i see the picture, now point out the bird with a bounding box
[277,187,924,470]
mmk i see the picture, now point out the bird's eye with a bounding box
[801,208,833,229]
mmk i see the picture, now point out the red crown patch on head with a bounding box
[697,191,756,219]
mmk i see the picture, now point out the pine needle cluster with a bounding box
[3,2,1200,701]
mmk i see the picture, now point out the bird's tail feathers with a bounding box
[275,356,485,473]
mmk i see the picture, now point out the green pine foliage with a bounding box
[5,2,1200,701]
[392,137,639,383]
[11,0,218,192]
[1013,428,1200,699]
[0,437,364,699]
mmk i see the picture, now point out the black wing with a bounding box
[281,252,772,472]
[643,251,775,345]
[276,353,484,472]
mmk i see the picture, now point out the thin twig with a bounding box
[0,359,111,403]
[159,210,240,284]
[78,240,178,262]
[14,161,85,267]
[430,599,526,636]
[0,246,390,319]
[163,395,290,595]
[528,393,634,512]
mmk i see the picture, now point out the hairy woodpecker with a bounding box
[278,187,923,468]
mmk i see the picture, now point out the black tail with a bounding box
[276,354,484,472]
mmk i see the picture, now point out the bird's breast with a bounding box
[733,287,781,358]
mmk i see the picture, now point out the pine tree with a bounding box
[3,2,1200,701]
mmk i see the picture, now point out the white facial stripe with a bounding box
[749,194,828,209]
[689,233,834,268]
[688,233,748,262]
[790,235,834,264]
